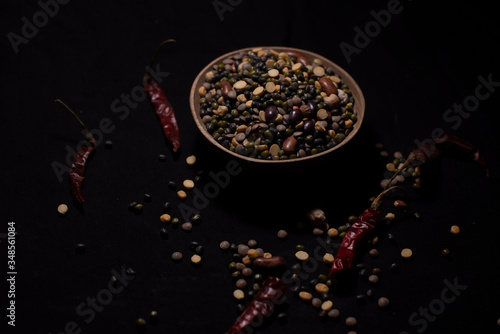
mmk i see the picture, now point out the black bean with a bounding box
[75,243,85,254]
[160,227,169,239]
[195,245,204,255]
[168,181,177,190]
[277,312,287,324]
[143,194,152,202]
[189,241,200,251]
[128,201,138,211]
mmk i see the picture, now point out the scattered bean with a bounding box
[233,289,245,300]
[345,316,357,327]
[401,248,413,258]
[160,214,171,223]
[327,228,338,237]
[220,241,230,250]
[57,204,68,215]
[450,225,460,234]
[183,179,195,190]
[368,275,379,284]
[323,253,334,265]
[277,230,288,239]
[299,291,313,302]
[295,251,309,261]
[378,297,390,308]
[328,308,340,319]
[315,283,329,294]
[369,249,379,258]
[191,254,201,265]
[177,190,187,200]
[253,256,286,269]
[181,222,192,231]
[171,252,182,261]
[312,297,322,308]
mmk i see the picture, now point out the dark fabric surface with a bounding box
[1,0,500,333]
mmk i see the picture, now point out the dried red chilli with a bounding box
[329,186,404,279]
[55,99,96,203]
[385,135,489,190]
[143,39,180,152]
[226,276,287,334]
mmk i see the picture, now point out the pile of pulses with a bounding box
[198,48,356,159]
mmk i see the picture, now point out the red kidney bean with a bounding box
[221,80,233,98]
[319,77,338,96]
[285,51,311,66]
[283,136,297,154]
[253,256,286,269]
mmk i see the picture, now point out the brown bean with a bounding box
[283,135,297,154]
[221,80,233,98]
[285,51,311,66]
[319,77,338,96]
[253,256,286,269]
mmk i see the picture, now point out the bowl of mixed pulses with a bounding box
[189,46,365,168]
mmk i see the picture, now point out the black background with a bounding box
[1,0,500,333]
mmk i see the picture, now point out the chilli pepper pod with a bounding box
[55,99,96,203]
[329,186,404,279]
[226,276,287,334]
[143,39,181,152]
[385,134,489,190]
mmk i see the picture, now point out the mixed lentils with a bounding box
[198,48,356,160]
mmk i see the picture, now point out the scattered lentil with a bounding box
[321,300,333,311]
[328,309,340,319]
[247,249,260,261]
[191,254,201,264]
[401,248,413,258]
[183,179,195,190]
[238,244,250,256]
[242,267,252,277]
[160,214,171,223]
[177,190,187,200]
[181,222,192,231]
[220,241,230,250]
[311,297,321,308]
[75,243,85,254]
[171,251,183,261]
[295,251,309,261]
[277,230,288,239]
[233,289,245,300]
[247,239,257,247]
[186,155,196,166]
[323,253,334,265]
[442,248,451,256]
[369,249,379,258]
[327,228,338,237]
[345,316,357,327]
[299,291,313,302]
[57,204,68,215]
[368,275,379,284]
[450,225,460,235]
[315,283,329,294]
[378,297,390,308]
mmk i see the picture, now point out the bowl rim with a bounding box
[189,46,365,164]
